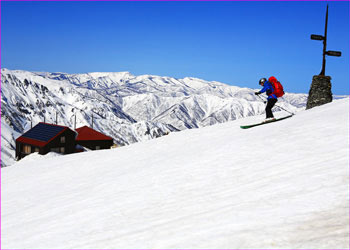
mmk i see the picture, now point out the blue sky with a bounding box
[1,1,349,94]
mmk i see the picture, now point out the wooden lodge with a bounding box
[15,122,76,160]
[15,122,115,160]
[75,126,114,150]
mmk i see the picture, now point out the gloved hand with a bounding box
[255,92,260,95]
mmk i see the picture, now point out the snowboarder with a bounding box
[255,77,278,122]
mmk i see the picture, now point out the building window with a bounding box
[51,147,65,154]
[96,146,101,150]
[60,136,66,143]
[34,147,40,152]
[51,147,60,153]
[23,145,31,154]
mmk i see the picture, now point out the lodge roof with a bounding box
[16,123,72,147]
[75,126,113,141]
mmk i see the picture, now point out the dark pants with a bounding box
[266,98,277,118]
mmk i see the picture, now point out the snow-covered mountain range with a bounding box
[1,68,308,167]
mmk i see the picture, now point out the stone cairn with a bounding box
[306,75,332,110]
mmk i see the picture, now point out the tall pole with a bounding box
[320,5,328,76]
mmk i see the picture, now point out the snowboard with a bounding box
[240,115,293,129]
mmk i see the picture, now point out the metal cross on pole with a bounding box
[310,5,341,76]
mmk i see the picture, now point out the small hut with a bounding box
[16,123,76,160]
[75,126,114,150]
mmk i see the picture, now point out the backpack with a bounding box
[268,76,284,98]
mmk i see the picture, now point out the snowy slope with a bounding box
[1,98,348,249]
[1,68,307,167]
[0,120,20,167]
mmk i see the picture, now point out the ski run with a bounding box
[1,97,349,249]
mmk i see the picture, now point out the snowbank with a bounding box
[1,98,349,249]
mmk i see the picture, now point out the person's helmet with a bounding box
[259,78,267,85]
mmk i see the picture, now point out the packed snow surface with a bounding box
[1,98,349,249]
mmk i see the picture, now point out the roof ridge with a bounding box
[39,122,70,129]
